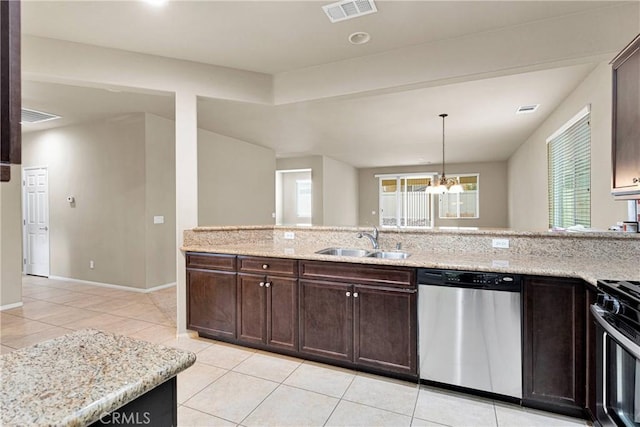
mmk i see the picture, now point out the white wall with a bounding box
[0,165,23,308]
[359,161,509,228]
[508,62,628,231]
[323,156,359,227]
[198,129,276,225]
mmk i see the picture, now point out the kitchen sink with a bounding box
[315,247,410,259]
[367,251,411,259]
[315,247,373,257]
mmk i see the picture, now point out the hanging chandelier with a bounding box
[426,113,464,194]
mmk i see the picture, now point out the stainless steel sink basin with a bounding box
[315,247,373,257]
[367,251,411,259]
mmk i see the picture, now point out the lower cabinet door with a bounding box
[299,279,353,362]
[354,285,417,376]
[237,274,266,346]
[266,277,298,351]
[187,269,237,339]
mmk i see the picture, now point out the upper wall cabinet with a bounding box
[611,33,640,198]
[0,0,21,182]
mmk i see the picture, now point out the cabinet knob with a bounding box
[265,282,271,288]
[259,282,265,287]
[353,292,359,298]
[262,264,269,270]
[346,291,351,297]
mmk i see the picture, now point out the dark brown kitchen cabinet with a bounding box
[611,33,640,198]
[186,253,237,340]
[237,273,298,352]
[523,276,586,419]
[299,261,417,379]
[0,0,21,182]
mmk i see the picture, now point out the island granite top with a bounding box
[0,329,196,427]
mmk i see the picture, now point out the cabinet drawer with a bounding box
[299,261,415,288]
[187,253,236,271]
[238,256,297,276]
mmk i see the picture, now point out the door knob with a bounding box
[39,226,48,231]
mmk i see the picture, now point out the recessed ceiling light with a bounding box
[143,0,168,7]
[516,104,540,114]
[349,32,371,45]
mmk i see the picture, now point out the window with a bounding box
[438,174,479,219]
[547,107,591,228]
[378,175,432,228]
[296,180,312,218]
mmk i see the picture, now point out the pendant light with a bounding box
[426,113,464,194]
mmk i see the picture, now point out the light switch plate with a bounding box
[492,238,510,249]
[153,216,164,224]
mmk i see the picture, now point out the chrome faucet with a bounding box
[357,226,379,249]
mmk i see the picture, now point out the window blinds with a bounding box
[547,113,591,228]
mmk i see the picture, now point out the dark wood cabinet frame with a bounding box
[0,0,21,182]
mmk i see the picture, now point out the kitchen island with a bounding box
[0,328,196,426]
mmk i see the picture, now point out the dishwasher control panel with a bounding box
[418,269,521,291]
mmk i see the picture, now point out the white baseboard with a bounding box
[48,276,176,294]
[0,301,24,311]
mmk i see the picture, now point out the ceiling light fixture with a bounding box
[349,32,370,45]
[426,114,464,194]
[143,0,168,7]
[516,104,540,114]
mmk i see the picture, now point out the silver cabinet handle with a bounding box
[259,282,265,287]
[353,292,359,298]
[346,291,351,297]
[262,264,269,270]
[39,226,48,231]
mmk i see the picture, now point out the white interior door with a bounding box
[23,167,50,277]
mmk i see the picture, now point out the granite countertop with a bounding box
[0,329,196,427]
[182,241,640,286]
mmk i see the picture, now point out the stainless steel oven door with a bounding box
[592,305,640,427]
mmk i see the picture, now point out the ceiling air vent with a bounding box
[323,0,377,23]
[516,104,540,115]
[21,108,61,124]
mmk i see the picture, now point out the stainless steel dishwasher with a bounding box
[418,269,522,400]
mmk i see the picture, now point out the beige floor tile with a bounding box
[23,288,75,301]
[44,291,93,305]
[127,324,176,343]
[243,384,338,427]
[232,352,302,383]
[177,362,227,404]
[63,294,123,309]
[494,402,589,427]
[162,335,213,354]
[411,417,451,426]
[283,361,355,398]
[4,300,66,320]
[1,319,57,340]
[97,318,157,335]
[1,326,73,349]
[109,302,158,318]
[62,313,128,331]
[37,307,101,326]
[197,343,256,370]
[183,371,278,423]
[81,298,139,313]
[1,344,15,353]
[413,388,497,427]
[177,406,236,427]
[342,374,419,416]
[0,313,24,326]
[326,400,412,427]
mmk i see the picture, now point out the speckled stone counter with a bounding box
[183,226,640,285]
[0,329,196,427]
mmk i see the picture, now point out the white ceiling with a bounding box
[20,1,640,168]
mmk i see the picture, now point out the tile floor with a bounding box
[1,275,591,427]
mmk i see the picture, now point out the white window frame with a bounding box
[438,173,480,219]
[546,105,591,229]
[376,173,436,228]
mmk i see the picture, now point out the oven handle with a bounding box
[591,305,640,359]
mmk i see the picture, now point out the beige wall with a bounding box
[323,156,359,227]
[22,114,176,289]
[145,114,176,287]
[508,62,628,231]
[198,129,276,225]
[277,156,324,225]
[0,165,23,308]
[359,161,509,228]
